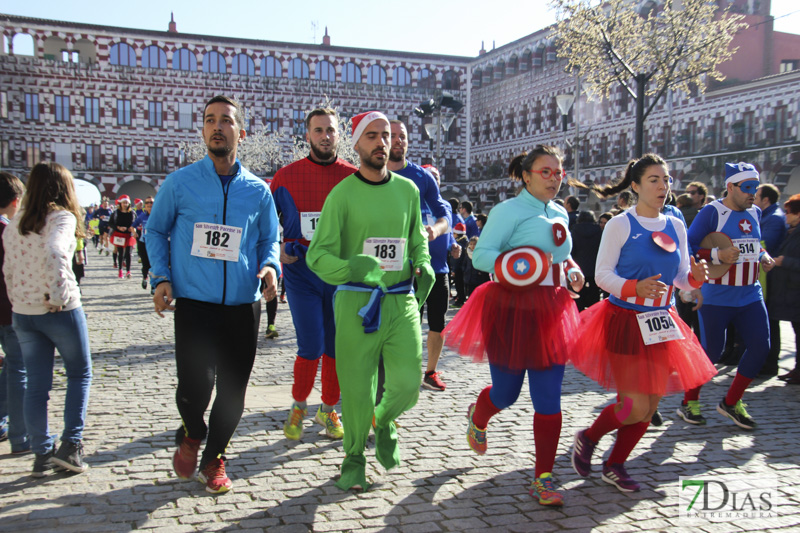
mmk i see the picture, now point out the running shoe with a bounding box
[51,440,89,473]
[677,400,706,425]
[265,325,279,339]
[118,270,123,279]
[105,249,110,256]
[314,406,344,439]
[571,429,596,478]
[284,403,307,440]
[779,368,799,382]
[173,432,202,479]
[466,403,487,455]
[0,421,6,442]
[529,472,564,506]
[423,371,446,391]
[717,399,756,430]
[280,294,286,303]
[602,463,640,492]
[142,278,148,290]
[650,409,663,427]
[198,457,232,494]
[126,271,132,279]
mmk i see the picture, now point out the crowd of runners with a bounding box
[1,94,798,504]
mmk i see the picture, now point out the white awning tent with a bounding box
[73,179,101,207]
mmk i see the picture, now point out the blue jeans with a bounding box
[0,324,28,450]
[13,308,92,455]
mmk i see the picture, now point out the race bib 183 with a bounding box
[363,237,406,271]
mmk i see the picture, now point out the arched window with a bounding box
[341,62,362,83]
[232,53,254,76]
[418,68,434,89]
[472,68,482,88]
[142,45,167,69]
[172,48,197,71]
[203,51,226,74]
[366,65,386,85]
[109,42,136,66]
[443,70,460,90]
[317,60,336,81]
[287,58,309,79]
[393,66,410,87]
[261,56,281,77]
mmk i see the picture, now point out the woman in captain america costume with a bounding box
[568,154,716,493]
[443,145,584,506]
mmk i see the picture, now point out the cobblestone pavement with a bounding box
[1,255,799,532]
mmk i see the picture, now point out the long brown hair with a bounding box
[568,153,667,199]
[18,162,85,239]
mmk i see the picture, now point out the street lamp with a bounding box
[414,91,463,174]
[556,75,582,183]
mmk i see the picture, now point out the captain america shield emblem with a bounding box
[552,221,567,246]
[494,246,551,290]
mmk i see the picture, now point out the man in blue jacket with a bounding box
[756,183,787,376]
[147,95,281,494]
[387,121,454,391]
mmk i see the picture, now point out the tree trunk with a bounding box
[634,73,646,158]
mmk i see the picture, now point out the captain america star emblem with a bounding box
[494,246,551,290]
[738,219,752,234]
[552,221,567,246]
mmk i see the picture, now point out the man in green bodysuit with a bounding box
[306,111,434,490]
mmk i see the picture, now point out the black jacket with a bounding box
[570,221,602,279]
[767,226,800,322]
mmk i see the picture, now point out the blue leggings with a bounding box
[698,300,770,379]
[488,364,564,415]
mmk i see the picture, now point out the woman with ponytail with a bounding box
[569,154,715,493]
[443,145,584,506]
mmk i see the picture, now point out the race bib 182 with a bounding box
[191,222,243,262]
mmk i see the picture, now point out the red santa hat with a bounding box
[351,111,389,148]
[134,198,143,205]
[117,195,131,204]
[453,223,466,234]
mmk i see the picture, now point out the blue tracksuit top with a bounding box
[146,155,281,306]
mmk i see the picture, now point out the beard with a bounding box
[208,145,233,158]
[362,152,387,171]
[310,141,336,162]
[389,147,405,162]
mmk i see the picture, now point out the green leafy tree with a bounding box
[550,0,747,157]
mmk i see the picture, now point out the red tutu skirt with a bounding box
[111,231,136,247]
[442,281,580,372]
[571,300,717,396]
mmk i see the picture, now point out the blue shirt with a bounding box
[394,161,453,274]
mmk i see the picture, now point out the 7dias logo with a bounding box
[678,475,780,522]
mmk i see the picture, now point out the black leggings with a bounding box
[137,241,151,279]
[174,298,261,467]
[116,246,131,272]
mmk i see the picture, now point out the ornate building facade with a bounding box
[2,4,799,211]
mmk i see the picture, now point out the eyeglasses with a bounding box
[528,167,564,180]
[144,201,153,204]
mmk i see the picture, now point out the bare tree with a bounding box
[178,95,360,175]
[550,0,747,158]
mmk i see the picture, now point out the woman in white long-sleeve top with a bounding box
[4,162,92,477]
